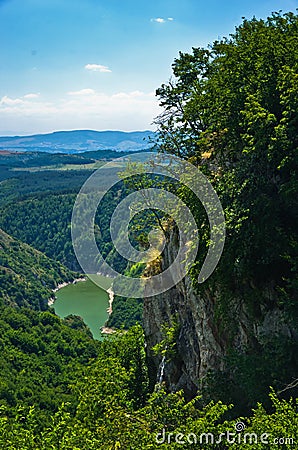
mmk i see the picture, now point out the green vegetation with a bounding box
[0,11,297,448]
[0,228,74,310]
[0,169,93,205]
[0,194,79,270]
[0,318,296,449]
[0,149,145,169]
[0,182,127,271]
[156,11,298,308]
[107,295,143,329]
[0,151,95,169]
[153,10,298,404]
[0,305,97,413]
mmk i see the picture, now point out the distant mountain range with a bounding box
[0,130,156,153]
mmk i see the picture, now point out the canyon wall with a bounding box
[143,229,296,398]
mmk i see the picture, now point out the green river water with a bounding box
[54,276,111,340]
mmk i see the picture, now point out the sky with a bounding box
[0,0,297,135]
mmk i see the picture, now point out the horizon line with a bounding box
[0,128,157,138]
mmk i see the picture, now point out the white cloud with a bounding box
[85,63,111,73]
[0,90,161,133]
[68,88,96,96]
[0,96,24,106]
[23,93,40,99]
[151,17,174,23]
[0,93,41,108]
[111,91,144,100]
[151,18,165,23]
[129,90,144,97]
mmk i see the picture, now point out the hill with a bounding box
[0,130,155,153]
[0,229,75,310]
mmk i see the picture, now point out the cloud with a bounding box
[151,17,174,23]
[68,88,96,96]
[23,93,40,99]
[0,93,41,107]
[111,90,144,100]
[151,18,165,23]
[85,63,111,73]
[0,90,161,133]
[0,96,24,106]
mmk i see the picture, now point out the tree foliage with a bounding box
[155,12,298,297]
[0,228,74,310]
[153,10,298,408]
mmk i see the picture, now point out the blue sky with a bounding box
[0,0,297,134]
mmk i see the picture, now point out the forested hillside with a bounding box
[0,321,297,449]
[0,305,97,412]
[0,188,127,272]
[0,228,74,310]
[0,194,78,270]
[0,169,93,204]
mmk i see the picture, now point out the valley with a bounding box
[0,9,297,448]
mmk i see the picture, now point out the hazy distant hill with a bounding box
[0,130,155,153]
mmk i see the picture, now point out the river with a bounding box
[54,276,111,340]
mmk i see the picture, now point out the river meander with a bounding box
[54,276,111,340]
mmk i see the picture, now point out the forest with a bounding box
[0,11,297,449]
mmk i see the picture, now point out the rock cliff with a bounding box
[143,229,296,399]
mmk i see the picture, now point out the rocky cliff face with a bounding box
[143,229,296,399]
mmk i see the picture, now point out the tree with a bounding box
[154,10,298,305]
[154,11,298,406]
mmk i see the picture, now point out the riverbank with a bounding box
[106,287,114,314]
[100,326,116,335]
[101,285,116,336]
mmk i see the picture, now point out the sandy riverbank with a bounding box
[100,326,116,335]
[106,287,114,314]
[101,285,115,335]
